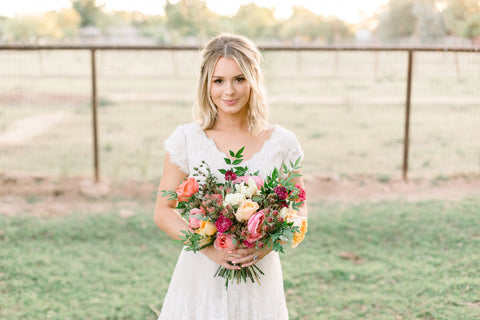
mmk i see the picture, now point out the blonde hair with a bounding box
[193,33,269,136]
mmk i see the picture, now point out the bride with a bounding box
[154,33,308,320]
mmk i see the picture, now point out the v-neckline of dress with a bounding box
[196,123,278,164]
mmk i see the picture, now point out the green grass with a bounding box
[1,197,480,319]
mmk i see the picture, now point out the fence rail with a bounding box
[1,44,479,182]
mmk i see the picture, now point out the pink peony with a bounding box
[214,233,236,250]
[246,210,265,243]
[215,214,233,233]
[233,175,264,189]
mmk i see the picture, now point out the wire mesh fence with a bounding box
[0,46,479,182]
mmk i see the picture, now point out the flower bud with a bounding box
[262,225,269,232]
[267,217,274,223]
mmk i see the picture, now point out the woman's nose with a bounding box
[225,81,235,95]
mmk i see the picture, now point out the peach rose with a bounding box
[235,199,259,222]
[214,233,237,250]
[176,177,199,202]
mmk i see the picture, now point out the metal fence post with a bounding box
[91,48,100,183]
[402,50,414,182]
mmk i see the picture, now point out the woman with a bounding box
[154,33,307,320]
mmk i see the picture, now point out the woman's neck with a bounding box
[212,112,249,133]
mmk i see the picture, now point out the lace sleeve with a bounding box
[284,131,304,168]
[164,125,189,174]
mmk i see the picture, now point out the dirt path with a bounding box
[1,173,479,217]
[0,112,68,145]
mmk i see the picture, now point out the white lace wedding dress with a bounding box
[158,122,303,320]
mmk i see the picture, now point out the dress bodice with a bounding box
[164,122,303,182]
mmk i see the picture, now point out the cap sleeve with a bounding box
[164,125,189,174]
[284,131,304,168]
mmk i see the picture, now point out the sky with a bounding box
[0,0,388,23]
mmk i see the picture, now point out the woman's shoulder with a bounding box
[169,122,202,137]
[271,124,298,141]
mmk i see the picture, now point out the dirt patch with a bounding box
[0,112,68,145]
[1,172,479,217]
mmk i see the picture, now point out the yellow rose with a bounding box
[196,220,217,236]
[291,216,308,248]
[235,199,259,222]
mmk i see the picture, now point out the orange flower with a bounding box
[291,215,308,248]
[176,177,199,202]
[196,220,217,236]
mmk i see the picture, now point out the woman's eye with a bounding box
[235,77,245,82]
[214,79,223,84]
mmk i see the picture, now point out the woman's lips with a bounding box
[223,99,239,106]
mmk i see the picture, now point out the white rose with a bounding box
[279,207,289,219]
[223,193,245,207]
[234,178,258,198]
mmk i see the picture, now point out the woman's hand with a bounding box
[229,246,272,268]
[200,246,241,270]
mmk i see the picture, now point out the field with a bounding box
[0,49,479,181]
[1,196,480,319]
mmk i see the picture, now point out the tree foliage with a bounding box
[71,0,105,28]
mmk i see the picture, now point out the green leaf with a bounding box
[232,159,243,165]
[235,146,245,158]
[224,158,232,165]
[218,169,227,174]
[229,150,235,157]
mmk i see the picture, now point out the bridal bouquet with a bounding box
[161,147,307,289]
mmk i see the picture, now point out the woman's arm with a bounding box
[154,152,240,270]
[153,152,189,240]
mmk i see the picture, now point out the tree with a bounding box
[4,15,43,43]
[376,0,416,41]
[412,0,447,42]
[231,3,278,40]
[164,0,218,42]
[442,0,480,36]
[279,6,326,42]
[71,0,105,27]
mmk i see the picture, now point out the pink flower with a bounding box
[190,208,206,216]
[211,194,223,205]
[188,208,205,229]
[243,240,255,248]
[274,186,288,200]
[246,210,265,243]
[233,175,264,189]
[215,214,233,233]
[295,183,306,201]
[224,170,237,181]
[189,216,201,229]
[214,233,236,250]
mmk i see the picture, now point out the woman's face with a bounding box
[210,57,251,117]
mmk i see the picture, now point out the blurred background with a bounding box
[0,0,479,182]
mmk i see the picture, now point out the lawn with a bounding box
[1,197,479,319]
